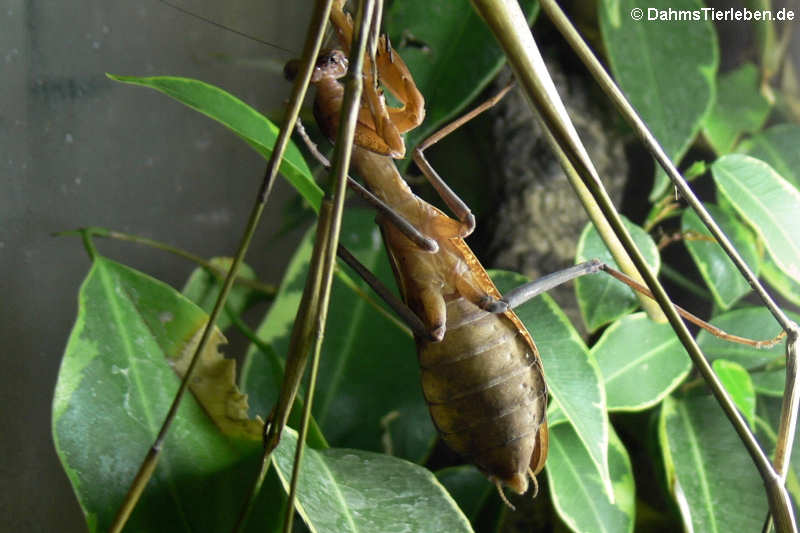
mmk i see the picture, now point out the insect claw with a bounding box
[493,479,516,510]
[527,467,540,498]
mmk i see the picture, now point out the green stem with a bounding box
[80,228,98,260]
[108,0,335,529]
[229,1,341,531]
[537,2,798,530]
[281,1,377,531]
[57,226,277,295]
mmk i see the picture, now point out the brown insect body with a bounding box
[307,1,549,495]
[351,146,548,495]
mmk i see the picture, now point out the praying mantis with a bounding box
[54,1,800,532]
[292,0,792,510]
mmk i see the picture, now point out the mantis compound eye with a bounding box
[312,49,348,82]
[286,50,349,83]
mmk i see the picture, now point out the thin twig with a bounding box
[58,227,278,295]
[228,1,337,529]
[280,2,378,531]
[537,1,799,529]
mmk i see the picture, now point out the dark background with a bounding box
[2,1,312,530]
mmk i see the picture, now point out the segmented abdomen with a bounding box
[418,295,547,487]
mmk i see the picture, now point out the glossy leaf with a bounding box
[575,217,660,331]
[696,307,790,368]
[751,369,785,397]
[272,427,473,533]
[712,154,800,284]
[182,257,261,332]
[660,395,767,532]
[493,271,613,499]
[756,396,800,509]
[384,0,538,154]
[547,422,635,533]
[681,203,760,309]
[109,75,322,210]
[435,466,493,523]
[240,209,433,458]
[591,313,691,411]
[742,123,800,303]
[740,123,800,189]
[52,256,274,532]
[381,402,438,465]
[761,255,800,307]
[712,359,756,428]
[702,63,771,154]
[599,0,717,199]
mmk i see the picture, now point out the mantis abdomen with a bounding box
[351,145,548,495]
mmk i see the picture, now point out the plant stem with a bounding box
[281,1,377,530]
[107,0,336,530]
[537,1,799,529]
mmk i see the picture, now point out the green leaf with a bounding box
[681,203,760,309]
[696,307,790,368]
[241,209,433,458]
[591,313,691,411]
[702,63,771,154]
[575,216,660,331]
[272,427,474,533]
[756,396,800,508]
[740,123,800,190]
[751,369,785,397]
[712,359,756,428]
[380,403,438,464]
[52,256,275,532]
[182,257,261,332]
[712,154,800,284]
[761,255,800,307]
[492,271,613,499]
[435,466,493,523]
[746,0,779,76]
[385,0,538,155]
[660,394,767,533]
[109,75,322,211]
[547,423,635,533]
[744,129,800,304]
[599,0,718,199]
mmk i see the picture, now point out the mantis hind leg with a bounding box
[336,245,432,340]
[493,260,784,349]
